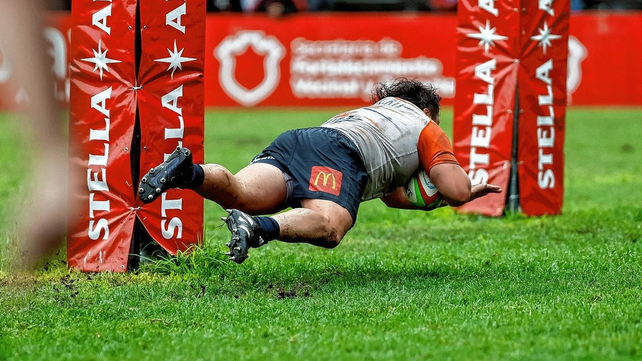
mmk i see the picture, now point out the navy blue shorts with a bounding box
[250,127,368,224]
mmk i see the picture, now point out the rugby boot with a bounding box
[138,146,193,203]
[222,209,269,264]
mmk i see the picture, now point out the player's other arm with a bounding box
[428,163,471,207]
[418,122,472,207]
[418,122,501,207]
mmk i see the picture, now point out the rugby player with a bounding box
[139,78,501,263]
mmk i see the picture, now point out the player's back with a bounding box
[321,97,431,200]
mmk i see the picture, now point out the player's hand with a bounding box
[469,183,502,202]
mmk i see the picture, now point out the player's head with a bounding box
[371,78,441,123]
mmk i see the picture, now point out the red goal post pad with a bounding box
[136,0,205,256]
[517,0,569,216]
[453,0,568,217]
[68,0,205,272]
[453,0,521,217]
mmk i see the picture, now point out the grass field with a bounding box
[1,107,641,360]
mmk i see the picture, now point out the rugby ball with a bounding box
[404,170,443,210]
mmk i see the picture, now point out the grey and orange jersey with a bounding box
[320,97,433,201]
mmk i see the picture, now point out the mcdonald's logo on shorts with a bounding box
[309,166,343,196]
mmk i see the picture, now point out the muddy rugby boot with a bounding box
[222,209,268,264]
[138,146,194,203]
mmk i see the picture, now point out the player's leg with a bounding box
[138,147,288,215]
[197,162,287,215]
[272,198,353,248]
[222,199,354,263]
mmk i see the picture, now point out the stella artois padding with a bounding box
[453,0,569,217]
[68,0,204,272]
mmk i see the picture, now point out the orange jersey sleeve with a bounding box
[417,121,459,172]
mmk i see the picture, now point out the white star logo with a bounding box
[154,40,197,79]
[531,22,562,54]
[467,20,508,53]
[81,40,121,81]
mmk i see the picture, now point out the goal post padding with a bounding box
[68,0,205,272]
[453,0,569,216]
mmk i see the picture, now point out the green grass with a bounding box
[1,107,642,360]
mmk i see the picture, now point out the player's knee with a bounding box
[322,230,344,248]
[319,217,347,248]
[204,163,231,179]
[205,164,252,209]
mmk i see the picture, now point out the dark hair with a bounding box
[371,78,441,119]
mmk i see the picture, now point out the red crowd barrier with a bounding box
[1,11,641,108]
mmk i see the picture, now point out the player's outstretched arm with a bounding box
[428,163,472,207]
[429,163,503,207]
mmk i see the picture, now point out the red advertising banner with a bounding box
[518,0,569,215]
[202,12,642,107]
[205,14,458,107]
[137,0,205,252]
[567,13,642,106]
[2,12,642,109]
[451,0,521,216]
[68,0,138,271]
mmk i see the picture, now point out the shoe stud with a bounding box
[184,149,191,156]
[147,195,154,200]
[155,188,162,194]
[138,188,144,194]
[141,177,147,183]
[225,242,230,247]
[149,168,155,174]
[160,178,166,184]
